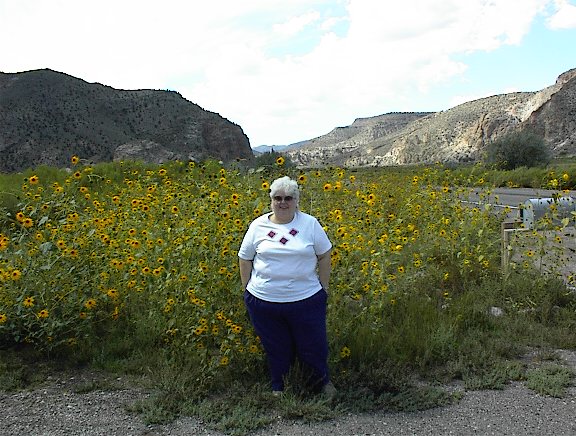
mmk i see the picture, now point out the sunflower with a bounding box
[340,346,351,358]
[84,299,97,310]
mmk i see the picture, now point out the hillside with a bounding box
[285,68,576,168]
[2,68,575,171]
[0,69,253,172]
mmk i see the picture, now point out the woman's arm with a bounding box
[239,258,253,290]
[316,249,332,292]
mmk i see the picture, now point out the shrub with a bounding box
[484,131,551,170]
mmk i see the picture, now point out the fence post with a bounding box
[501,220,523,274]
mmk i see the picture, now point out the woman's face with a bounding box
[270,190,297,223]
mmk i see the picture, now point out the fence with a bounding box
[501,220,576,290]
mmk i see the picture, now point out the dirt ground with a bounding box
[1,350,576,436]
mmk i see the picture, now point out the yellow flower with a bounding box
[340,346,351,358]
[71,155,80,165]
[29,175,39,185]
[37,309,49,319]
[11,269,22,280]
[0,314,7,324]
[275,156,285,166]
[23,296,35,307]
[107,288,119,299]
[84,299,97,310]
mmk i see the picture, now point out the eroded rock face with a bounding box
[113,140,179,164]
[0,69,253,172]
[285,69,576,168]
[524,69,576,157]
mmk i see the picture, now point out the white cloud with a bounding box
[273,11,321,36]
[0,0,567,146]
[547,0,576,28]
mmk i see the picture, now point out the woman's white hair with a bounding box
[269,176,300,202]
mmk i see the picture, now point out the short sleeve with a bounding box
[238,223,256,260]
[313,218,332,255]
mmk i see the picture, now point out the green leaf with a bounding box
[39,242,53,254]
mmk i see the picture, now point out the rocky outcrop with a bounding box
[113,140,179,164]
[0,69,253,172]
[524,68,576,157]
[285,69,576,168]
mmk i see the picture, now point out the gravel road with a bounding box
[1,350,575,436]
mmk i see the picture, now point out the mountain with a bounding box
[0,69,253,172]
[252,140,310,155]
[252,144,291,154]
[284,69,576,168]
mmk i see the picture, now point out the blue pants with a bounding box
[244,289,330,391]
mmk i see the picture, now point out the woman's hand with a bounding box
[316,249,331,293]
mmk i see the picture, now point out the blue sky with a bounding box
[1,0,575,147]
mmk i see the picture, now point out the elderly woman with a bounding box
[238,175,335,397]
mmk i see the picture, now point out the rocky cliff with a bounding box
[285,69,576,168]
[0,69,253,172]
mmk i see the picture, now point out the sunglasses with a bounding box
[273,196,294,202]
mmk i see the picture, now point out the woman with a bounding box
[238,176,336,397]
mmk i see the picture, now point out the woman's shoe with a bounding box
[320,381,337,400]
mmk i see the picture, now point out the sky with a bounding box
[1,0,576,148]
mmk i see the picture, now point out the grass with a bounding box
[0,351,51,391]
[526,364,574,397]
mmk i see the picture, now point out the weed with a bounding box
[526,364,574,397]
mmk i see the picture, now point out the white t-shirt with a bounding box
[238,211,332,302]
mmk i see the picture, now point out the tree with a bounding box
[484,130,550,170]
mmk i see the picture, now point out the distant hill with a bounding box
[252,141,309,155]
[0,69,253,172]
[284,69,576,168]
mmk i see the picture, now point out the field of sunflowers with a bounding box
[1,156,575,397]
